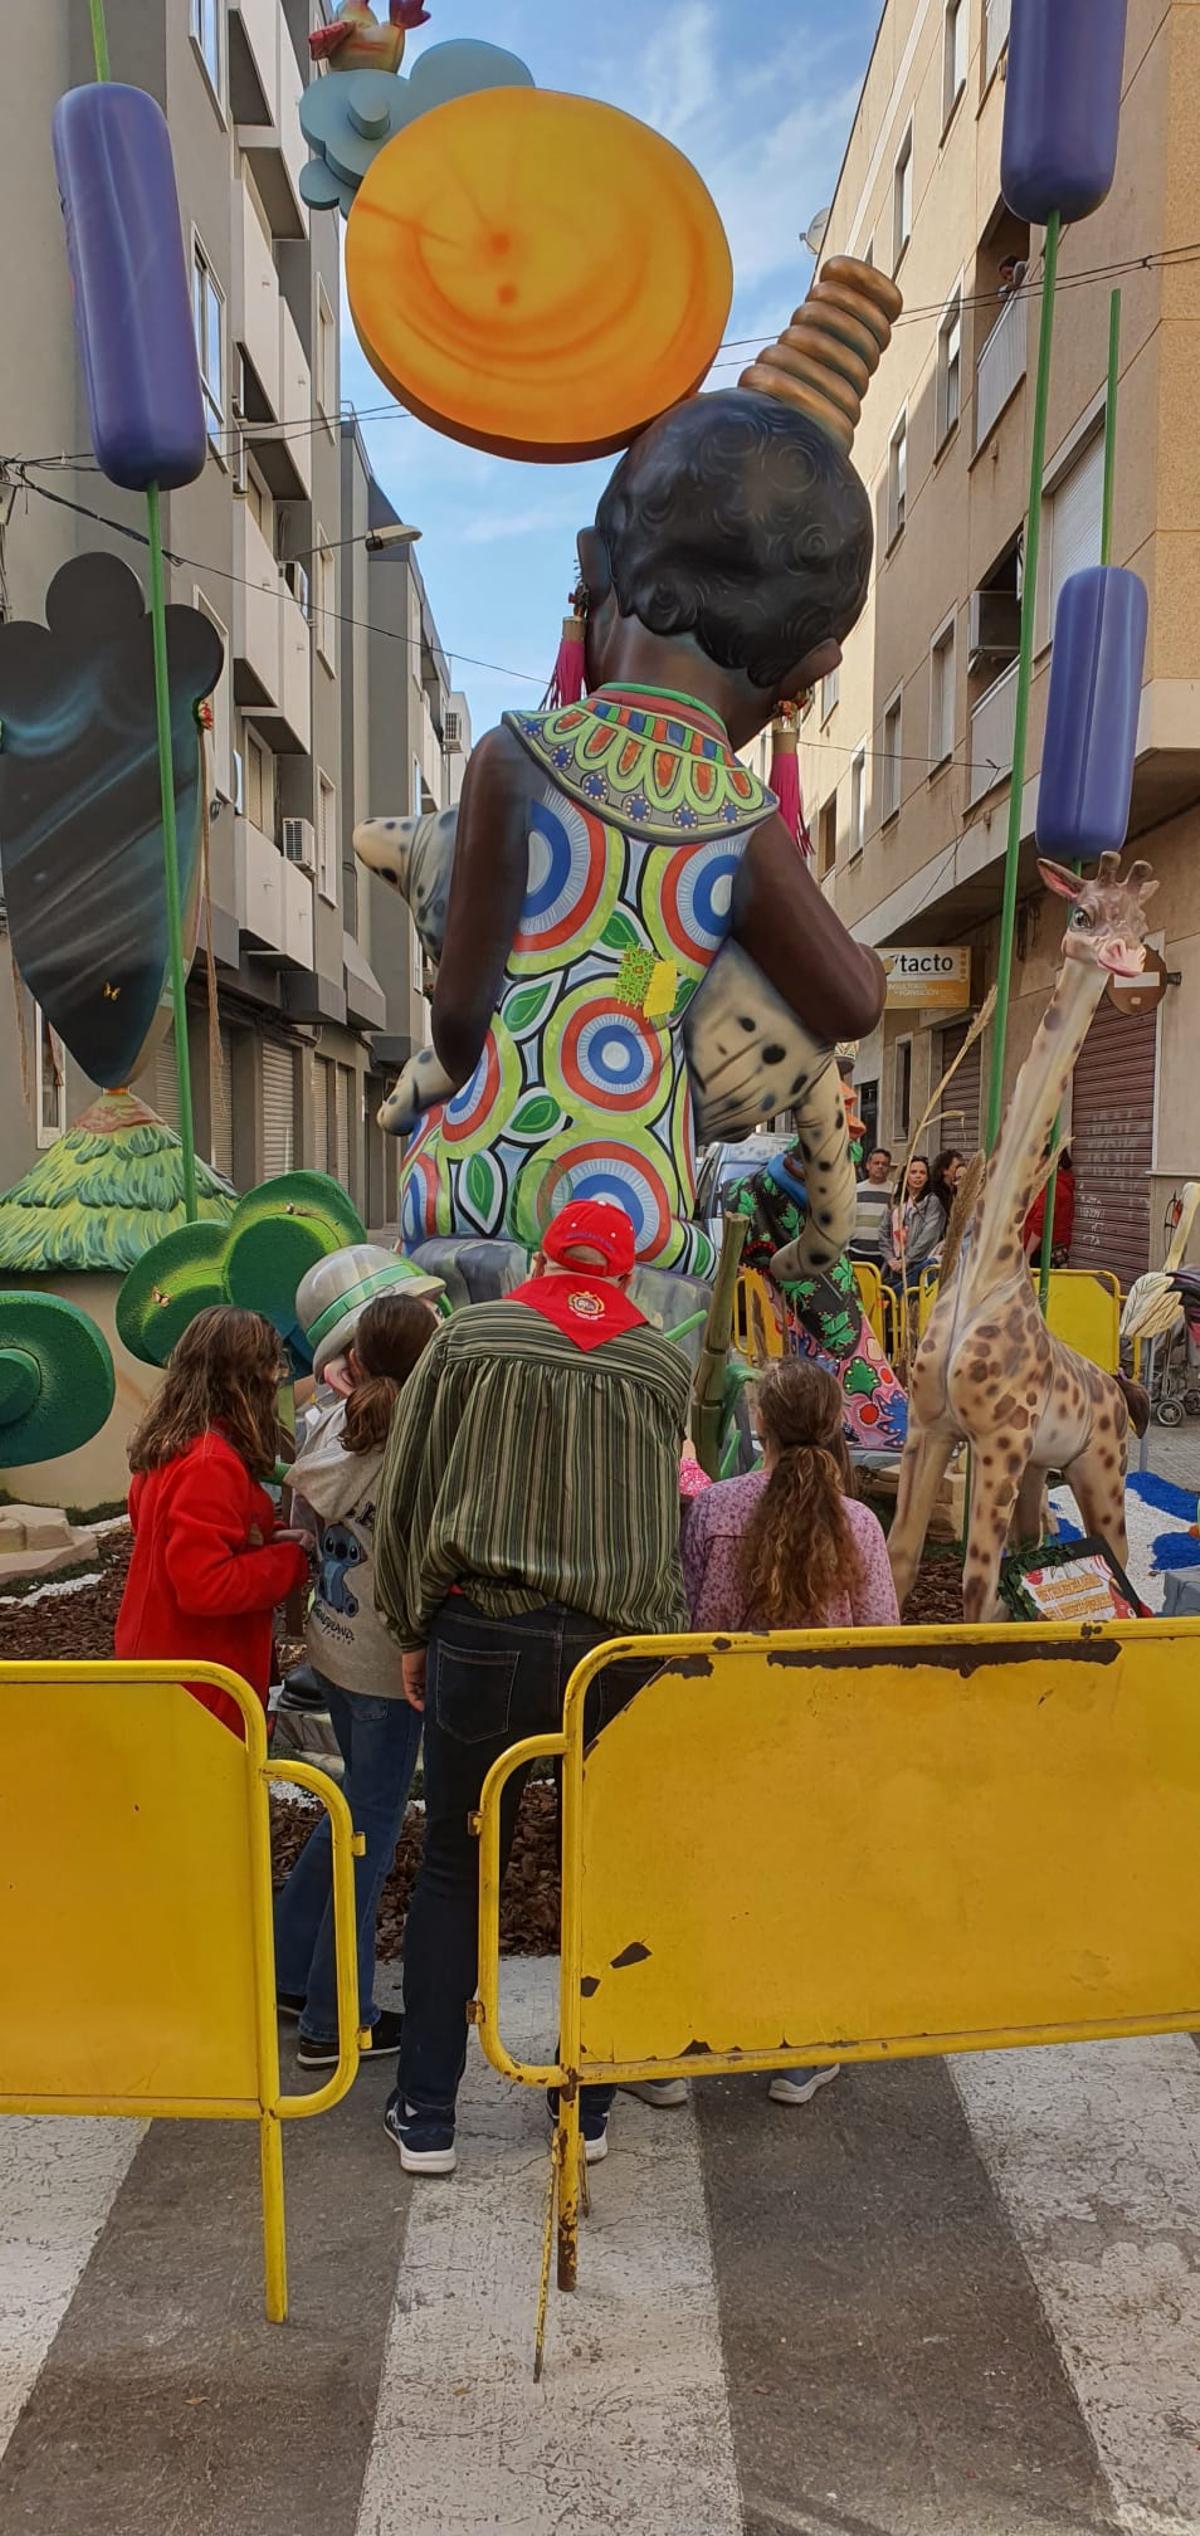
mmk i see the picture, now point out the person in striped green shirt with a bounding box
[374,1200,690,2176]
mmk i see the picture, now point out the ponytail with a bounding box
[735,1361,863,1628]
[340,1291,436,1457]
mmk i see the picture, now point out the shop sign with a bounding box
[883,947,971,1011]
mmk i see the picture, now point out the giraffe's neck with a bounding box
[967,957,1105,1287]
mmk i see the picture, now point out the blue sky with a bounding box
[340,0,879,736]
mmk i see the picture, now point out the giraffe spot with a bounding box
[1045,1006,1063,1031]
[763,1045,786,1066]
[1007,1454,1022,1474]
[739,1016,755,1033]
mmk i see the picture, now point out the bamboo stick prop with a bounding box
[88,0,199,1219]
[1038,286,1122,1314]
[693,1215,747,1480]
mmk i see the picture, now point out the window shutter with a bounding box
[312,1057,330,1176]
[335,1066,352,1190]
[153,1027,181,1129]
[1047,434,1104,626]
[262,1041,297,1180]
[211,1024,235,1182]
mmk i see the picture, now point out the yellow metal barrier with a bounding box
[734,1267,785,1365]
[1044,1268,1122,1373]
[474,1619,1200,2369]
[853,1260,887,1348]
[0,1661,363,2322]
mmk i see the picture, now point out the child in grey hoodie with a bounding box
[275,1292,438,2068]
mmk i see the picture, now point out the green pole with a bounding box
[985,213,1062,1154]
[88,0,111,79]
[146,483,199,1222]
[90,0,199,1221]
[1037,286,1122,1314]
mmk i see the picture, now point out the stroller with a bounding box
[1149,1268,1200,1427]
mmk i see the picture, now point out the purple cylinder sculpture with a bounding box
[1037,567,1147,863]
[52,85,206,492]
[1002,0,1128,225]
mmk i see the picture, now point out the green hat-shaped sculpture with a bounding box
[117,1172,370,1368]
[0,1290,115,1466]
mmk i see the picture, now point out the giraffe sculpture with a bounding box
[888,853,1157,1623]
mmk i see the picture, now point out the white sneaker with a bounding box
[768,2064,840,2107]
[622,2078,689,2109]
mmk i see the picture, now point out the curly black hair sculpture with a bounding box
[595,389,874,692]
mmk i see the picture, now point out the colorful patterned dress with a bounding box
[399,686,775,1279]
[726,1158,908,1452]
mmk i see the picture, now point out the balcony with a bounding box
[243,296,312,499]
[236,817,315,969]
[233,511,312,754]
[984,0,1011,86]
[239,198,281,418]
[969,659,1019,803]
[975,289,1027,451]
[229,0,279,126]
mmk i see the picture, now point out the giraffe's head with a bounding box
[1038,851,1158,981]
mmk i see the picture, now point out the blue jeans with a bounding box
[274,1676,422,2044]
[394,1598,654,2128]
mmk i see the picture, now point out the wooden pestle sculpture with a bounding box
[888,854,1157,1623]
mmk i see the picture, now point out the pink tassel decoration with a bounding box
[544,587,588,709]
[770,704,813,857]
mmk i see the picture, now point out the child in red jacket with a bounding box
[116,1306,310,1736]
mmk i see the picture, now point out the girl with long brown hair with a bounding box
[274,1289,438,2068]
[115,1307,310,1737]
[633,1361,898,2120]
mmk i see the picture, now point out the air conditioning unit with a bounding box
[444,708,464,751]
[282,816,316,875]
[285,559,311,619]
[968,587,1022,667]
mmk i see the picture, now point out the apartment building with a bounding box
[801,0,1200,1278]
[0,0,458,1236]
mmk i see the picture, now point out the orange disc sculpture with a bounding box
[345,87,734,462]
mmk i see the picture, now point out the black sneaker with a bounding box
[296,2009,404,2071]
[277,1991,306,2022]
[384,2093,457,2175]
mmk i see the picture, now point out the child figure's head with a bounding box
[581,391,872,745]
[343,1290,438,1455]
[129,1305,286,1479]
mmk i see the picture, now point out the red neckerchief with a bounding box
[510,1274,648,1354]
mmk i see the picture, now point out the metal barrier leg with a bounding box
[260,2109,288,2323]
[557,2091,581,2293]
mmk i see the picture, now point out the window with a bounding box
[245,459,272,541]
[881,693,903,822]
[35,1008,65,1147]
[893,124,913,270]
[1042,428,1105,640]
[315,281,336,427]
[849,749,866,858]
[929,617,955,769]
[887,411,908,545]
[316,771,338,903]
[189,0,222,98]
[937,290,962,445]
[314,533,335,670]
[820,663,840,723]
[192,238,225,439]
[894,1038,913,1141]
[943,0,968,125]
[194,588,231,798]
[245,728,273,833]
[817,795,837,879]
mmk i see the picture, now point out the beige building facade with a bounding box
[801,0,1200,1278]
[0,0,452,1237]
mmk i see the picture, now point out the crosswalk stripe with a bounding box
[0,2117,142,2464]
[953,2038,1200,2536]
[355,1958,744,2536]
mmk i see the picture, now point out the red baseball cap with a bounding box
[542,1199,637,1277]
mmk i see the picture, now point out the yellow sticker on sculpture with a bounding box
[643,961,679,1020]
[346,87,733,463]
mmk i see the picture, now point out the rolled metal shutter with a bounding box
[212,1024,235,1183]
[312,1057,330,1176]
[936,1020,982,1152]
[262,1040,296,1179]
[1069,995,1156,1288]
[152,1028,180,1128]
[335,1064,352,1192]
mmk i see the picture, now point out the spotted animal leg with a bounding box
[887,1423,957,1607]
[963,1452,1029,1624]
[1061,1433,1131,1569]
